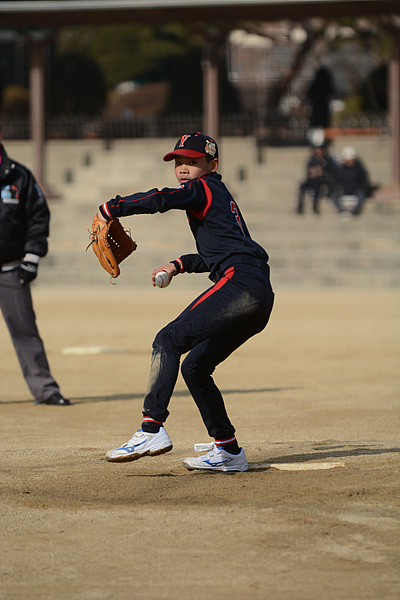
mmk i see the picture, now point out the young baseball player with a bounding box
[98,132,274,471]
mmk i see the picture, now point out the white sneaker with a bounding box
[183,444,248,472]
[105,427,173,463]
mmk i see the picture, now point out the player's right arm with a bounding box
[170,254,209,275]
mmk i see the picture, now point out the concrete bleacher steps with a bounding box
[5,136,400,290]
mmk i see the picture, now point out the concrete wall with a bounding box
[3,135,399,289]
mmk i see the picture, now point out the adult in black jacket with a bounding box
[307,66,334,130]
[296,143,337,214]
[331,146,370,216]
[0,127,69,405]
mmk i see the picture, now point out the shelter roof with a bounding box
[0,0,398,28]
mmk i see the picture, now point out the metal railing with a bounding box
[1,112,388,141]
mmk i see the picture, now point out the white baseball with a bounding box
[154,271,170,288]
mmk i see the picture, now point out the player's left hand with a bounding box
[97,209,108,223]
[88,214,137,280]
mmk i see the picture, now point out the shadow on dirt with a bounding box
[0,386,302,405]
[253,445,400,468]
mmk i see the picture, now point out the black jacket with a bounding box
[100,172,268,283]
[305,152,337,185]
[0,144,50,265]
[335,160,369,195]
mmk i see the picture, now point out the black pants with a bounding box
[143,264,274,440]
[297,178,323,213]
[332,189,367,215]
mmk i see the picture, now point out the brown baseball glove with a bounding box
[88,215,137,279]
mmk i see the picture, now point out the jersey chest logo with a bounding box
[1,184,20,204]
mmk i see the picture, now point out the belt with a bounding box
[212,255,269,283]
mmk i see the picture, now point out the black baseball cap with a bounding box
[163,132,218,162]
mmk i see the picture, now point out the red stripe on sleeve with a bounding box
[188,178,213,220]
[102,203,112,218]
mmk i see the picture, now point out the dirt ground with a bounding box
[1,285,399,600]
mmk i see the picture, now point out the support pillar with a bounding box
[30,40,46,189]
[30,41,45,186]
[202,42,219,140]
[389,35,400,185]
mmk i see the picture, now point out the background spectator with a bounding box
[331,146,371,217]
[307,66,335,130]
[296,140,337,214]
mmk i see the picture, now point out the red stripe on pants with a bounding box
[190,267,235,311]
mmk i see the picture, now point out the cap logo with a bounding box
[178,134,191,148]
[205,140,217,157]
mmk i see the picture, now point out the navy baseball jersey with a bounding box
[100,172,269,282]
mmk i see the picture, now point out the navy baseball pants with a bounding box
[143,264,274,440]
